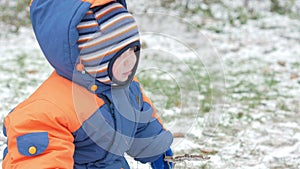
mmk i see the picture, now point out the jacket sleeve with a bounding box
[126,80,173,163]
[2,100,75,169]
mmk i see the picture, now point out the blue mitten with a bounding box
[151,148,173,169]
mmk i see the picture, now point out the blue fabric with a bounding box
[72,81,173,167]
[129,81,143,109]
[78,25,100,35]
[151,148,173,169]
[120,83,173,162]
[3,147,8,160]
[30,0,90,79]
[129,130,173,162]
[3,123,6,137]
[2,108,14,160]
[30,0,112,92]
[117,0,127,8]
[2,124,7,160]
[16,132,49,156]
[74,156,130,169]
[135,119,164,138]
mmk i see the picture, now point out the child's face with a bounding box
[112,47,137,82]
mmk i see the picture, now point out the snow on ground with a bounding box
[128,1,300,168]
[1,1,300,168]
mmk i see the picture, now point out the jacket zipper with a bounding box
[109,102,117,129]
[99,94,117,129]
[98,94,117,161]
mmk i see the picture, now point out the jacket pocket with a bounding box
[16,132,49,156]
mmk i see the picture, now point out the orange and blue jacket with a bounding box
[2,0,173,168]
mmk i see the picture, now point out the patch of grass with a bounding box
[264,72,279,88]
[138,72,181,109]
[250,12,262,20]
[137,54,224,117]
[277,102,291,111]
[291,62,300,69]
[207,26,223,33]
[225,56,289,111]
[236,7,249,25]
[16,53,27,68]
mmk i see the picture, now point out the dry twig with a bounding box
[164,154,210,169]
[164,154,210,163]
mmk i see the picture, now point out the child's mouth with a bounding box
[123,70,132,76]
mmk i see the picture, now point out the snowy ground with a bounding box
[1,1,300,169]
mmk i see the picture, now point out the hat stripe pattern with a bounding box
[78,21,138,50]
[77,2,140,85]
[79,31,139,61]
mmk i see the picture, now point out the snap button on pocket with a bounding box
[28,146,37,155]
[17,132,49,156]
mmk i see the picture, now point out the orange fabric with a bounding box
[101,15,132,31]
[132,77,138,82]
[3,71,104,168]
[27,71,105,131]
[3,101,75,169]
[88,67,108,74]
[95,5,123,20]
[77,23,99,30]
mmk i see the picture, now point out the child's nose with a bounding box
[123,57,134,67]
[124,59,130,66]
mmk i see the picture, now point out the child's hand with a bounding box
[151,148,173,169]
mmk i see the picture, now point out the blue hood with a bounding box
[30,0,128,93]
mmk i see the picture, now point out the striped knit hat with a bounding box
[76,1,140,86]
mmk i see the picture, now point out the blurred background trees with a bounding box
[0,0,299,32]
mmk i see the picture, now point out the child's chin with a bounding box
[116,77,129,82]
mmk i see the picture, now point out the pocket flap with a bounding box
[17,132,49,156]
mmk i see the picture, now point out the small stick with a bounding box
[164,154,210,163]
